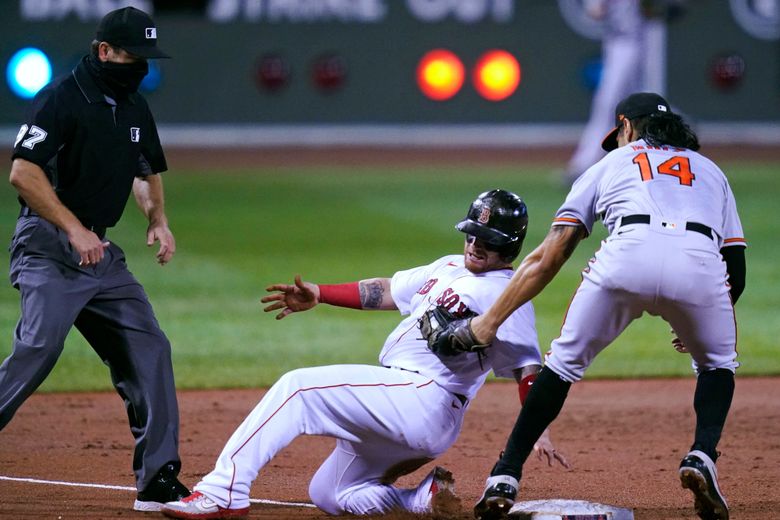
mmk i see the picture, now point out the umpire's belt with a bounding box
[619,214,713,239]
[384,365,468,406]
[19,206,106,239]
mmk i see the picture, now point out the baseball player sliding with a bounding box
[162,189,569,519]
[422,93,746,520]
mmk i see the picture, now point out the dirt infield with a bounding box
[1,377,777,519]
[1,144,777,519]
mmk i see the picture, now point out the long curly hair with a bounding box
[631,112,700,151]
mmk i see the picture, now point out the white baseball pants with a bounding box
[195,364,465,514]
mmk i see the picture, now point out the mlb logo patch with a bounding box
[130,127,141,143]
[145,27,157,39]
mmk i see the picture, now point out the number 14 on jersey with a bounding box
[632,153,695,186]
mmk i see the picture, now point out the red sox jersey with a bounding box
[544,138,744,381]
[380,255,541,399]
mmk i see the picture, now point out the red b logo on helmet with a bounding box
[478,207,491,224]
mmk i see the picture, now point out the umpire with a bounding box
[1,7,188,512]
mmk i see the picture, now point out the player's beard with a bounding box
[463,244,510,274]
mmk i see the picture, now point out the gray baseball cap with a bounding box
[96,7,170,59]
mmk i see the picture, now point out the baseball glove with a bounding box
[418,306,490,356]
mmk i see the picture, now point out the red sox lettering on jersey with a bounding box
[435,287,469,316]
[380,254,539,399]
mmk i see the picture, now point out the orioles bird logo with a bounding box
[478,206,491,224]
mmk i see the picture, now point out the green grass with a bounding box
[1,161,777,391]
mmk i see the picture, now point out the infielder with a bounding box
[564,0,650,183]
[423,93,745,520]
[162,190,569,519]
[564,0,685,183]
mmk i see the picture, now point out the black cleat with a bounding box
[473,474,518,520]
[134,462,190,512]
[679,450,729,520]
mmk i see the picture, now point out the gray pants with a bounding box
[0,215,181,491]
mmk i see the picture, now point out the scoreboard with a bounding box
[1,0,778,128]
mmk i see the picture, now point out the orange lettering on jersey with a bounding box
[658,156,695,186]
[632,152,654,182]
[632,153,695,186]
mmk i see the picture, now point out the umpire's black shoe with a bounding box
[679,450,729,520]
[133,463,190,512]
[473,474,518,520]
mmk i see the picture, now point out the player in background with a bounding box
[461,94,744,520]
[161,190,569,519]
[563,0,687,184]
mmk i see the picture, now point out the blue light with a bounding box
[140,60,162,93]
[6,48,52,99]
[581,57,603,92]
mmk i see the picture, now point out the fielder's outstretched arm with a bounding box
[470,224,587,344]
[262,275,397,319]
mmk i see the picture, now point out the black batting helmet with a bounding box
[456,189,528,261]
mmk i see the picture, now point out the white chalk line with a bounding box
[0,475,316,508]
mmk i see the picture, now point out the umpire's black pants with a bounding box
[0,215,181,491]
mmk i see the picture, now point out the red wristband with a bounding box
[518,373,537,404]
[318,282,361,309]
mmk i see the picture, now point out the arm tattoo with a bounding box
[359,279,385,309]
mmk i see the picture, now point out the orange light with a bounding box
[416,49,465,101]
[473,50,521,101]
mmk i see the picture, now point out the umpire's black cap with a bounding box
[96,7,170,59]
[601,92,671,151]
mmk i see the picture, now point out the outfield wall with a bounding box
[4,122,780,150]
[1,0,778,138]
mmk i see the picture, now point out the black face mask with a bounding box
[88,54,148,97]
